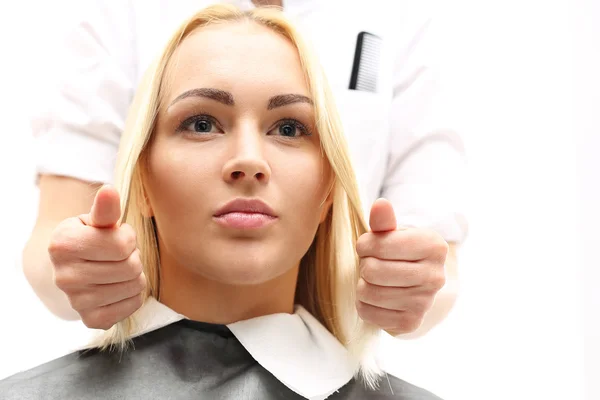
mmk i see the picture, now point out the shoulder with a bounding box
[333,372,444,400]
[0,350,100,399]
[0,323,183,400]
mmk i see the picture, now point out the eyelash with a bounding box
[175,114,312,137]
[176,114,220,133]
[276,118,312,137]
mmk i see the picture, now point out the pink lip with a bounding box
[213,198,277,229]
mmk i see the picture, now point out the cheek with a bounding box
[277,151,331,226]
[144,141,215,224]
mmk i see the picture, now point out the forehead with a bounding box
[163,21,309,103]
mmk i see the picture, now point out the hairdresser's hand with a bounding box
[355,198,448,336]
[48,186,146,330]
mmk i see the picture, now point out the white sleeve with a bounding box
[31,1,137,185]
[382,12,469,244]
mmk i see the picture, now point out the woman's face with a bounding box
[144,21,332,286]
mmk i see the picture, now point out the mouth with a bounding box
[213,198,277,229]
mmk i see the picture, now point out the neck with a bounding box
[158,254,299,324]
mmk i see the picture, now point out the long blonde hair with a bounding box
[104,4,381,385]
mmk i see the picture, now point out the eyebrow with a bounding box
[170,88,234,107]
[267,94,313,110]
[169,88,312,109]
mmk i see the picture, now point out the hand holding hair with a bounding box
[48,186,146,330]
[356,199,449,336]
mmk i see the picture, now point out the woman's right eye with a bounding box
[177,115,222,134]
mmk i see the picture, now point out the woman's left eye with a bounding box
[269,119,311,138]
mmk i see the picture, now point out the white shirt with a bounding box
[32,0,468,243]
[83,297,361,400]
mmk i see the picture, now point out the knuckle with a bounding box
[357,233,385,257]
[53,270,78,291]
[127,249,144,276]
[47,238,67,258]
[130,294,144,312]
[355,300,370,319]
[430,271,446,290]
[356,234,370,256]
[360,257,379,283]
[83,317,112,331]
[120,295,144,319]
[121,224,137,243]
[435,242,449,261]
[423,261,446,290]
[132,274,147,294]
[355,279,370,301]
[81,310,114,331]
[48,219,84,257]
[68,293,90,312]
[399,312,422,333]
[438,238,450,254]
[116,234,136,259]
[428,234,449,259]
[411,296,433,316]
[48,237,77,261]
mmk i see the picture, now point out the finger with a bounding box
[356,278,434,313]
[51,223,137,263]
[359,257,436,287]
[369,198,397,233]
[86,185,121,228]
[356,229,448,261]
[69,273,147,312]
[80,293,145,331]
[54,250,143,288]
[356,301,422,334]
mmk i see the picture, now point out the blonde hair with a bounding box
[103,4,382,386]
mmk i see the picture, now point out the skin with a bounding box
[144,21,332,322]
[23,176,103,321]
[25,0,459,335]
[357,199,453,337]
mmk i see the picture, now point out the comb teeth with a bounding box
[350,32,382,93]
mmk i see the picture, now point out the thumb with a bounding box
[88,185,121,228]
[369,198,397,233]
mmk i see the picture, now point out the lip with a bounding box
[213,198,277,229]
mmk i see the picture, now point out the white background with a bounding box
[0,1,596,400]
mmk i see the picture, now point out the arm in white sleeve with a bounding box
[382,10,467,337]
[31,0,137,185]
[382,11,469,244]
[21,1,139,319]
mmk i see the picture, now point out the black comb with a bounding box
[349,31,382,92]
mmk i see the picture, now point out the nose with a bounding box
[222,133,271,185]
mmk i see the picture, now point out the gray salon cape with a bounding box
[0,298,442,400]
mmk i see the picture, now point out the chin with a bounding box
[219,266,279,285]
[200,241,295,285]
[205,259,288,286]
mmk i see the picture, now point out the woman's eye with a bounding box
[192,119,213,133]
[279,123,297,137]
[177,115,221,134]
[270,119,310,138]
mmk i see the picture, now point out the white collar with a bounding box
[101,298,358,400]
